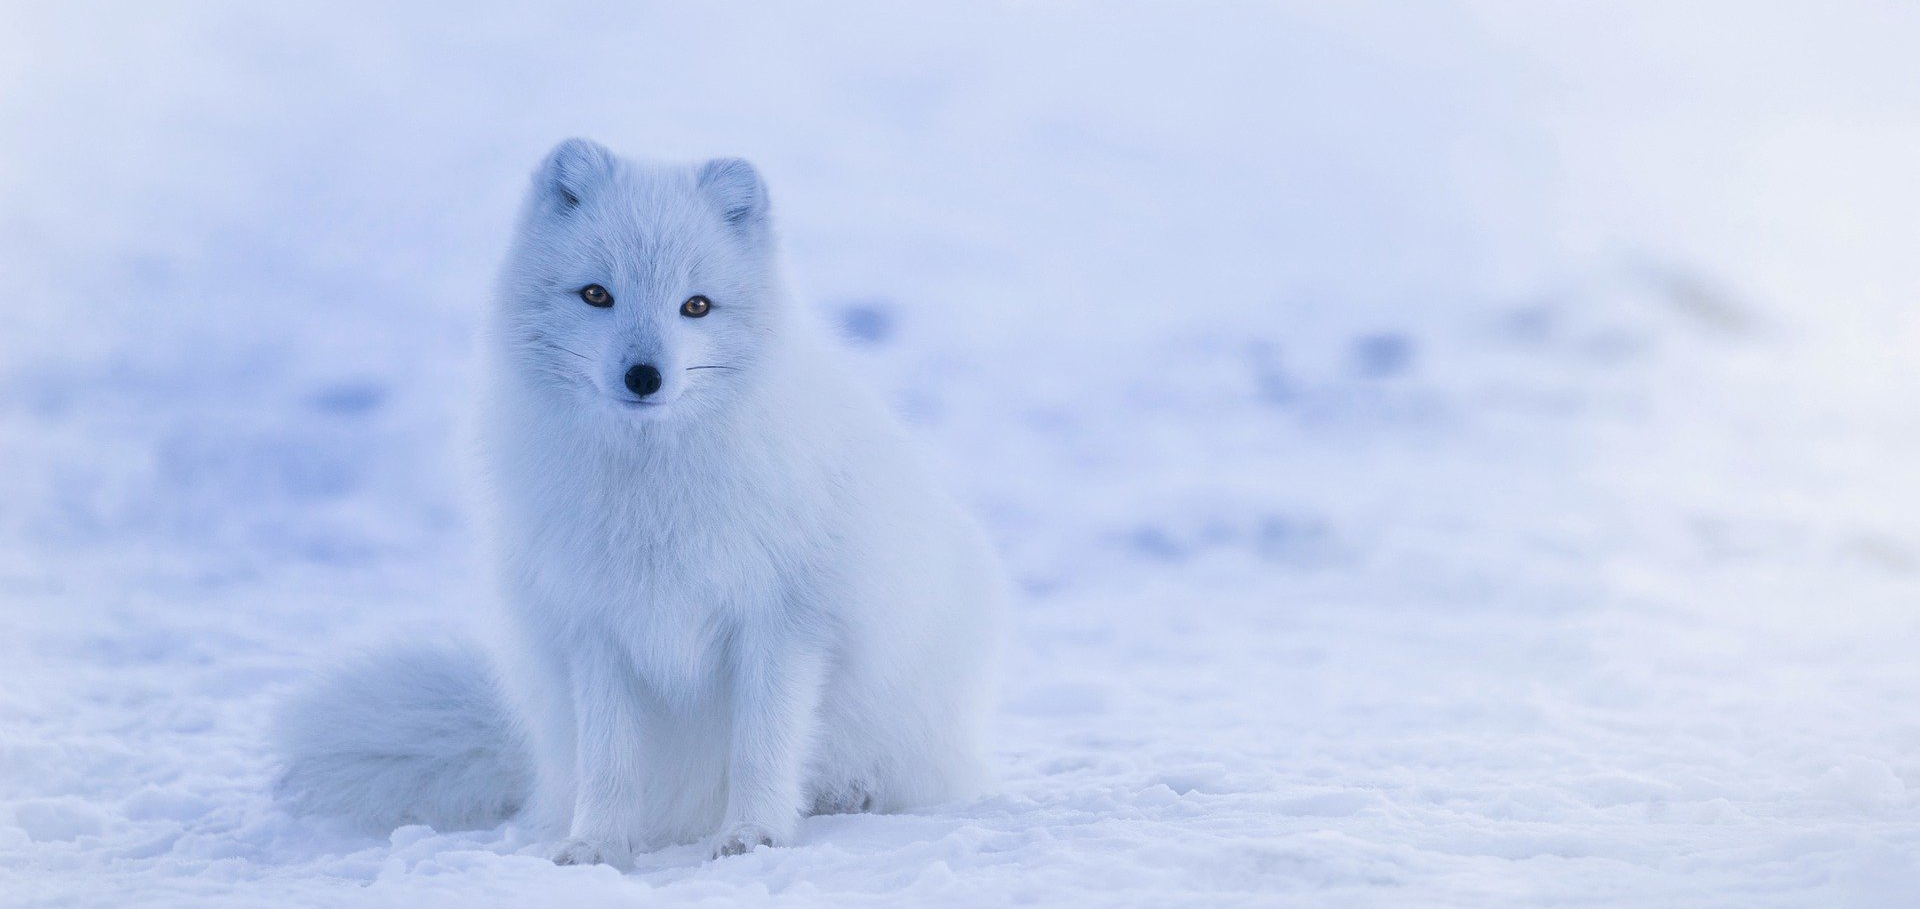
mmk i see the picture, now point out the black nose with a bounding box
[624,364,662,397]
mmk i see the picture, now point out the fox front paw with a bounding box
[710,824,779,859]
[551,837,630,870]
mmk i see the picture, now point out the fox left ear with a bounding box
[697,158,770,231]
[537,138,616,211]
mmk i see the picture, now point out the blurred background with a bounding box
[2,2,1918,904]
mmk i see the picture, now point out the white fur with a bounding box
[274,140,1003,868]
[272,641,530,833]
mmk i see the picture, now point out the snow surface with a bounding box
[4,2,1920,905]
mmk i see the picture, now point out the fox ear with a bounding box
[697,157,769,229]
[536,138,616,209]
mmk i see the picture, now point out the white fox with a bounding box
[274,139,1003,867]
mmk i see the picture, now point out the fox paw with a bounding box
[711,824,778,859]
[808,783,875,816]
[551,837,629,869]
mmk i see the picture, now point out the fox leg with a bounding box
[550,641,649,869]
[712,635,827,857]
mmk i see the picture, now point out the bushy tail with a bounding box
[273,640,531,834]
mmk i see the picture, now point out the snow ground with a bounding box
[4,2,1920,905]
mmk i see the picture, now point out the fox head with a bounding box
[491,138,782,421]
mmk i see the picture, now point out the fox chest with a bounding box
[502,468,804,693]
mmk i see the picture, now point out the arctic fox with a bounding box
[275,139,1004,867]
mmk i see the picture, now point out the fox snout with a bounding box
[624,364,663,398]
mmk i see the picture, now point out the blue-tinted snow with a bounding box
[3,2,1919,905]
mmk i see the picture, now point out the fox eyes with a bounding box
[577,285,711,318]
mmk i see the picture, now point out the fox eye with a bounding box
[680,295,711,318]
[579,284,613,307]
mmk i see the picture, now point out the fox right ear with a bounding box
[535,138,615,210]
[697,157,769,230]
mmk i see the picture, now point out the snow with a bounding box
[4,1,1920,905]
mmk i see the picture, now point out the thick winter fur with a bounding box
[274,140,1003,867]
[273,641,531,833]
